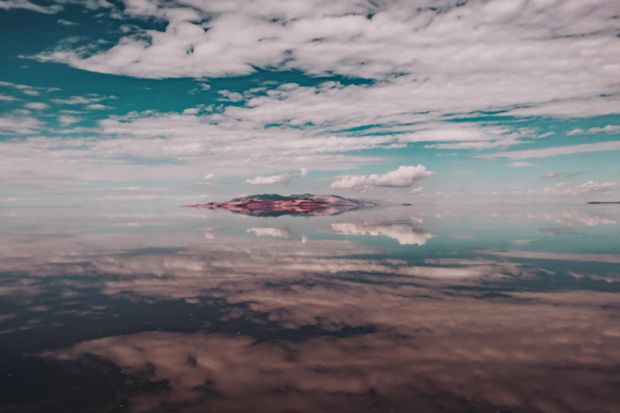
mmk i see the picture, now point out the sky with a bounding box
[0,0,619,206]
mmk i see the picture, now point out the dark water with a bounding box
[1,204,619,413]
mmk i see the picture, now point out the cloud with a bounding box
[540,171,583,179]
[57,18,78,26]
[480,141,620,160]
[535,181,617,197]
[0,112,41,135]
[567,125,620,136]
[246,173,290,185]
[34,0,620,118]
[331,165,432,190]
[508,161,533,168]
[0,0,62,14]
[58,115,79,125]
[24,102,49,110]
[494,181,617,197]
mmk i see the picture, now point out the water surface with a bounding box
[1,204,619,412]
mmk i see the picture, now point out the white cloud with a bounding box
[331,165,432,190]
[534,181,617,197]
[86,103,111,110]
[203,173,215,182]
[0,0,62,14]
[246,173,290,185]
[0,113,41,135]
[57,19,78,26]
[58,115,79,125]
[24,102,49,110]
[492,181,616,197]
[567,125,620,136]
[35,0,620,117]
[540,171,583,179]
[481,141,620,160]
[508,161,533,168]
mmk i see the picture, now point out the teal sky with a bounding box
[1,0,619,206]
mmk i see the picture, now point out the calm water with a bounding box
[1,204,619,413]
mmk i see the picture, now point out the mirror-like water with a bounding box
[1,204,619,412]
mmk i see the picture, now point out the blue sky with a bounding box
[0,0,619,205]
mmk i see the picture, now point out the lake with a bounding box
[1,203,619,412]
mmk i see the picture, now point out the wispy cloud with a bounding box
[540,171,583,179]
[0,0,62,14]
[481,141,620,160]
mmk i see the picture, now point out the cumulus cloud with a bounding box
[246,173,290,185]
[331,165,432,190]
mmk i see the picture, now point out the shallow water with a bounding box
[1,204,619,412]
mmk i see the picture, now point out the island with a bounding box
[587,201,620,204]
[184,194,376,217]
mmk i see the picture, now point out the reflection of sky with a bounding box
[1,205,619,412]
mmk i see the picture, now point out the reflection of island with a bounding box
[185,194,376,217]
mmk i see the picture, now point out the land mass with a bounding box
[184,194,376,217]
[587,201,620,204]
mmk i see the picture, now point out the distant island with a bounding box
[587,201,620,204]
[184,194,377,217]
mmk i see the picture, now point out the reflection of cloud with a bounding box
[247,227,291,238]
[45,287,620,413]
[2,207,619,412]
[479,249,620,264]
[331,222,433,245]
